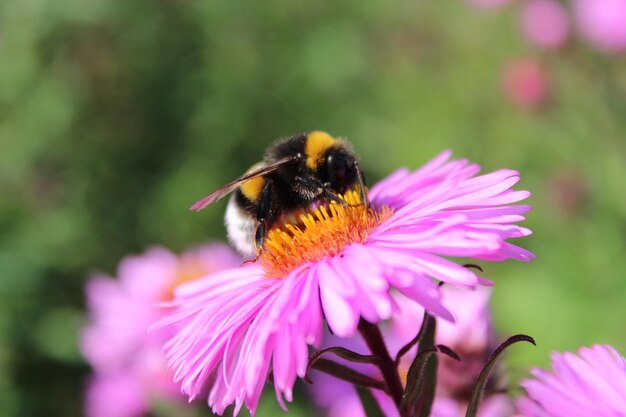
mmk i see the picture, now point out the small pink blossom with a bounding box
[575,0,626,53]
[81,244,240,417]
[521,0,570,49]
[159,152,534,415]
[502,57,549,109]
[515,344,626,417]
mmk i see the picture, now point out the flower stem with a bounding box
[358,319,404,409]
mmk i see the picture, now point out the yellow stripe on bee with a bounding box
[305,131,335,170]
[240,163,266,202]
[240,175,265,201]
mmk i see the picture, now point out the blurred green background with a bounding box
[1,0,625,416]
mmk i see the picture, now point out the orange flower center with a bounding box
[260,189,393,278]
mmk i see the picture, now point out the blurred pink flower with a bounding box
[159,152,533,415]
[85,372,146,417]
[81,244,240,417]
[521,0,570,49]
[547,168,589,217]
[515,344,626,416]
[467,0,513,9]
[575,0,626,53]
[502,57,549,109]
[311,287,514,417]
[431,287,499,402]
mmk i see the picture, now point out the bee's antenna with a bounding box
[354,162,369,208]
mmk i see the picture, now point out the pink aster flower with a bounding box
[502,57,550,110]
[81,244,240,417]
[311,286,514,417]
[159,151,534,415]
[515,344,626,417]
[520,0,570,50]
[574,0,626,53]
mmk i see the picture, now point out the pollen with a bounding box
[260,189,393,278]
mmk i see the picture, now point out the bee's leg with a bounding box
[255,222,266,252]
[241,224,265,265]
[293,175,349,206]
[321,184,365,208]
[242,180,274,264]
[253,179,275,252]
[293,175,324,200]
[321,188,350,206]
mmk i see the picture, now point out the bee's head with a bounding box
[322,143,359,194]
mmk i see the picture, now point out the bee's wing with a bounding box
[189,155,300,211]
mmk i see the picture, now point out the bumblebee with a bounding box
[190,131,368,256]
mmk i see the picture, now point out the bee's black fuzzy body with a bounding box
[191,131,366,256]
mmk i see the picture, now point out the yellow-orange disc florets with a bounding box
[260,190,393,278]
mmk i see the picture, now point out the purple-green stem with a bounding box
[357,319,405,411]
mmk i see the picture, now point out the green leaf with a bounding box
[307,346,379,369]
[465,334,536,417]
[306,358,386,391]
[395,310,433,366]
[356,387,387,417]
[400,314,439,417]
